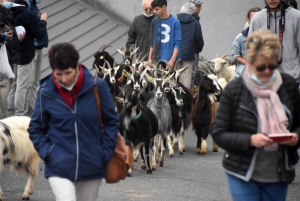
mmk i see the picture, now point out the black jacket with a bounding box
[212,74,300,180]
[11,2,47,65]
[0,5,20,64]
[191,13,203,53]
[126,14,155,60]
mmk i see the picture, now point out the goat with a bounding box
[93,45,116,78]
[166,84,189,155]
[0,116,39,200]
[145,69,173,169]
[117,87,158,176]
[190,75,221,154]
[209,54,236,82]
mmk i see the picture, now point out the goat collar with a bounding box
[154,100,164,108]
[124,56,132,62]
[131,110,142,120]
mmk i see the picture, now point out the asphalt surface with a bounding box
[1,126,300,201]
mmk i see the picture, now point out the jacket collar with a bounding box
[40,65,95,100]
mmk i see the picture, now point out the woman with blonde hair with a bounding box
[212,29,300,201]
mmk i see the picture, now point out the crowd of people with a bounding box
[1,0,300,201]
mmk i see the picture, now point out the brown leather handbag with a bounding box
[93,79,133,183]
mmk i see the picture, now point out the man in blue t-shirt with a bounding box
[148,0,181,69]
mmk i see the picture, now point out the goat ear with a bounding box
[115,97,124,103]
[117,49,125,57]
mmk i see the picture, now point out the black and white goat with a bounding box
[190,75,221,154]
[117,87,158,176]
[93,45,116,78]
[0,116,39,200]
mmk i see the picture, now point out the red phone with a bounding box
[268,133,293,142]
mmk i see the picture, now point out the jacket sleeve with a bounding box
[231,34,242,61]
[96,78,119,164]
[28,88,52,160]
[0,33,6,43]
[195,22,204,53]
[174,20,182,50]
[289,79,300,150]
[212,82,253,152]
[26,11,47,40]
[126,17,137,50]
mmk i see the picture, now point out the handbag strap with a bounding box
[93,77,104,132]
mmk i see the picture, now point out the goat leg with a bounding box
[139,145,146,170]
[144,143,152,174]
[167,135,174,157]
[22,174,34,200]
[159,136,167,167]
[151,135,159,171]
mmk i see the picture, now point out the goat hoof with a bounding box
[127,173,132,177]
[196,147,201,154]
[147,170,152,174]
[134,159,138,162]
[141,165,146,170]
[179,152,183,155]
[22,197,30,200]
[159,162,163,167]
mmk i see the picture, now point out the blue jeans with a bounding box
[226,174,288,201]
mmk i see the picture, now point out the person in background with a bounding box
[25,0,48,116]
[188,0,204,88]
[249,0,300,86]
[0,0,22,119]
[8,0,47,116]
[126,0,154,61]
[148,0,181,69]
[284,0,298,9]
[213,29,300,201]
[176,2,203,88]
[232,7,261,77]
[28,43,119,201]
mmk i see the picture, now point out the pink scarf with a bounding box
[243,66,289,151]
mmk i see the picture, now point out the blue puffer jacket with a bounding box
[28,65,119,182]
[177,13,203,60]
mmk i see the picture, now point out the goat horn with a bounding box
[99,45,111,52]
[216,54,219,58]
[94,64,100,74]
[136,52,142,62]
[221,54,231,59]
[104,60,112,70]
[130,44,135,52]
[140,53,149,62]
[176,65,189,74]
[130,66,136,74]
[162,73,174,87]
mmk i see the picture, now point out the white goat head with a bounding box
[211,54,227,73]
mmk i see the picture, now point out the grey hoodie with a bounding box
[249,7,300,82]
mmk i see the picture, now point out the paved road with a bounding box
[1,126,300,201]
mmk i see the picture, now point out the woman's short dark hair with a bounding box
[151,0,167,9]
[48,43,79,70]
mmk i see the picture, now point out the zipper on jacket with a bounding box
[239,104,261,133]
[41,89,80,181]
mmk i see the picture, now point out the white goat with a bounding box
[0,116,39,201]
[210,54,236,82]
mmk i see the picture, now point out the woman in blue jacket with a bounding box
[28,43,119,201]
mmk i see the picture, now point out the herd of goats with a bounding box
[93,44,237,176]
[0,44,237,200]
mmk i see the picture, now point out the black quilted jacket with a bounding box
[212,73,300,178]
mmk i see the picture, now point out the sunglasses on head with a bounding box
[256,64,277,72]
